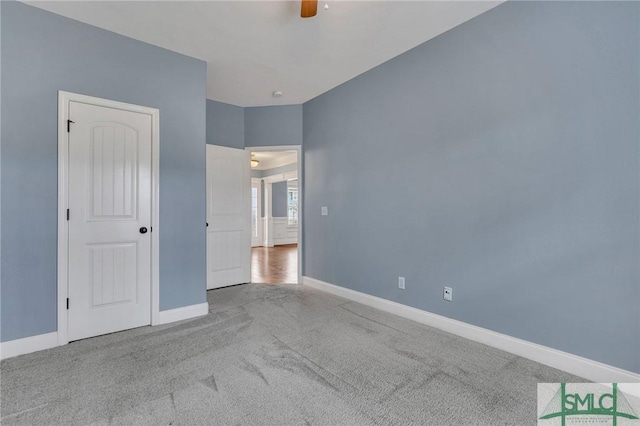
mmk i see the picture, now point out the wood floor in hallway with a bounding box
[251,244,298,284]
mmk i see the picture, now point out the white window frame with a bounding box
[287,181,299,227]
[251,178,263,247]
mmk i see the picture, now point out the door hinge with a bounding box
[66,298,69,310]
[66,209,70,221]
[67,119,74,133]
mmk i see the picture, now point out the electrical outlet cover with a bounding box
[444,286,453,301]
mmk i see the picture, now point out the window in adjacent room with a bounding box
[287,180,298,226]
[251,186,259,238]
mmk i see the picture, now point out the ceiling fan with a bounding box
[301,0,318,18]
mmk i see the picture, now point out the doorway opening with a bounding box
[247,146,302,285]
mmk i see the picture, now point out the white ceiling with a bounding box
[251,150,297,170]
[25,1,501,107]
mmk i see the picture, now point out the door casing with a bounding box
[57,91,160,346]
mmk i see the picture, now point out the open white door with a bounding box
[206,145,251,289]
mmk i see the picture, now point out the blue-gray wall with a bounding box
[272,182,288,218]
[206,99,244,149]
[251,163,298,217]
[245,105,302,147]
[207,102,302,149]
[303,1,639,373]
[1,2,207,342]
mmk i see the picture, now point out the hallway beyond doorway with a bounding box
[251,244,298,284]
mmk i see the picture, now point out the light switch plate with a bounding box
[321,206,328,216]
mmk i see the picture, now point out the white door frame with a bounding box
[57,91,160,346]
[245,145,302,284]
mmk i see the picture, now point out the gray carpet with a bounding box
[1,283,583,425]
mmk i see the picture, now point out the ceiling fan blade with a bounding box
[301,0,318,18]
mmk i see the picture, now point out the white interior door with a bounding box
[251,179,262,247]
[206,145,251,289]
[68,101,152,341]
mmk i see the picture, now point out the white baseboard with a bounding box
[302,276,640,383]
[2,303,209,360]
[152,302,209,326]
[0,332,60,360]
[275,239,297,246]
